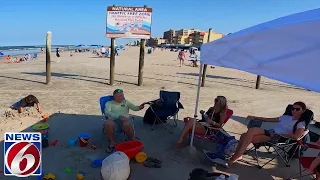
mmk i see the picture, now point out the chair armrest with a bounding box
[200,122,221,130]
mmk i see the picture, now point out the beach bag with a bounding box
[101,152,130,180]
[217,136,238,157]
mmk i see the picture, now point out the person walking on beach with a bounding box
[178,49,186,67]
[101,46,106,55]
[56,48,60,62]
[10,94,42,113]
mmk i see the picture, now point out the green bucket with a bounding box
[32,123,50,139]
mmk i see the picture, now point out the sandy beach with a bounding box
[0,47,319,180]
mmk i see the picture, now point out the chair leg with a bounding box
[174,114,178,127]
[254,148,262,169]
[201,129,210,145]
[102,124,105,134]
[151,117,157,131]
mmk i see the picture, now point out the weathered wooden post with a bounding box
[110,38,115,85]
[255,75,261,89]
[201,28,212,87]
[46,31,52,84]
[109,5,117,86]
[138,5,148,86]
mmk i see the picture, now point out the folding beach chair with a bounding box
[99,96,135,141]
[286,143,320,180]
[245,104,314,169]
[146,90,183,133]
[186,109,234,144]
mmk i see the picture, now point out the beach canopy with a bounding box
[0,52,4,56]
[189,8,320,148]
[201,8,320,92]
[76,44,85,47]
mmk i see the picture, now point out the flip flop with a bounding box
[106,145,115,153]
[143,161,161,168]
[146,157,162,164]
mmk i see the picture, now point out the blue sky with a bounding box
[0,0,319,46]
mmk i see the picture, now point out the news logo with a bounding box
[4,132,42,177]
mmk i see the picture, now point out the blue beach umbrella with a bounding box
[76,44,85,47]
[0,52,4,56]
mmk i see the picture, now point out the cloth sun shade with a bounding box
[189,8,320,148]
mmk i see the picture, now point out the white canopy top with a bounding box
[200,8,320,92]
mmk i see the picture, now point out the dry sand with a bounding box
[0,47,319,180]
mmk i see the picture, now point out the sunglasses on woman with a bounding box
[292,107,301,111]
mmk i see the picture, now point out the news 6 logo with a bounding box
[4,132,42,177]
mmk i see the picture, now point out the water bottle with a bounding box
[227,174,239,180]
[215,174,226,180]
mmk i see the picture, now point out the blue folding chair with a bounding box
[99,96,135,141]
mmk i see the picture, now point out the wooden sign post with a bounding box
[46,31,52,84]
[138,5,148,86]
[201,28,212,87]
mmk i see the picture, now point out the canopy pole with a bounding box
[190,63,204,148]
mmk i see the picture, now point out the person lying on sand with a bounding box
[174,96,228,149]
[227,101,308,167]
[104,89,145,152]
[310,155,320,180]
[10,94,42,113]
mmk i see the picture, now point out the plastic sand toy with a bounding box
[135,152,147,163]
[76,173,84,180]
[42,173,55,180]
[91,144,97,149]
[65,167,72,173]
[42,114,49,119]
[68,138,77,146]
[32,123,50,139]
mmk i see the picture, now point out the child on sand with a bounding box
[10,95,42,113]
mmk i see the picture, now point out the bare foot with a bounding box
[227,156,243,168]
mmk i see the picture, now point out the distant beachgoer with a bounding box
[6,55,12,62]
[101,46,106,55]
[56,48,60,61]
[41,47,44,53]
[178,50,186,67]
[10,94,42,113]
[24,54,31,61]
[115,48,119,56]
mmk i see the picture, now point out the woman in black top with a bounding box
[174,96,228,148]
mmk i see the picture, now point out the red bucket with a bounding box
[78,133,90,147]
[115,140,144,159]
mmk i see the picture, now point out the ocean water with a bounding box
[0,45,80,56]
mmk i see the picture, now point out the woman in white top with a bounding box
[228,101,308,167]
